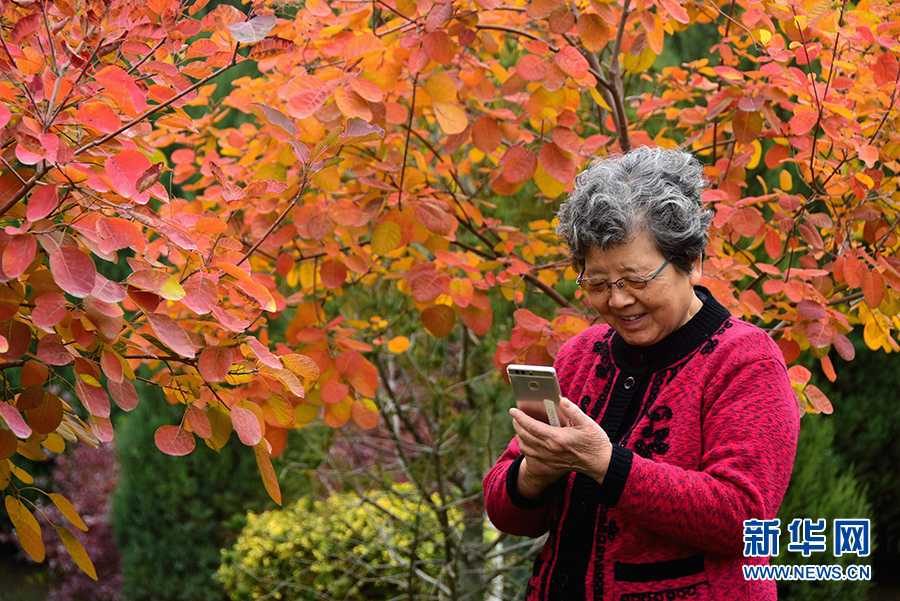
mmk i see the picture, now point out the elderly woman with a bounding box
[484,147,800,601]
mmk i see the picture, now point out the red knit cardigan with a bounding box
[484,290,800,601]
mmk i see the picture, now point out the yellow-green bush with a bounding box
[217,483,465,601]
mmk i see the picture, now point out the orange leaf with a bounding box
[576,13,610,52]
[254,442,282,505]
[461,303,493,336]
[515,308,550,332]
[789,110,818,136]
[732,110,763,144]
[282,353,321,380]
[472,115,502,153]
[433,101,468,134]
[351,398,379,430]
[323,399,352,427]
[862,271,884,308]
[421,304,457,338]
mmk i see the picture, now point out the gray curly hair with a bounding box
[555,146,712,275]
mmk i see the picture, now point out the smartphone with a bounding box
[507,364,563,427]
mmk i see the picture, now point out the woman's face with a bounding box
[582,233,703,347]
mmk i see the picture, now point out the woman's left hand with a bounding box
[511,398,613,484]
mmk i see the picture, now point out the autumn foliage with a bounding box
[0,0,898,578]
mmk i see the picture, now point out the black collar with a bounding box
[610,286,731,374]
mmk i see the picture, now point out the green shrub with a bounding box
[112,383,272,601]
[773,417,874,601]
[217,483,468,601]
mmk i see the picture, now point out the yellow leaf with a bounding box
[5,496,44,562]
[779,168,793,191]
[433,102,468,134]
[158,277,186,301]
[371,221,402,255]
[863,319,883,351]
[50,493,88,531]
[56,526,97,580]
[424,72,457,103]
[759,29,772,44]
[589,86,612,111]
[622,45,657,74]
[294,403,318,426]
[387,336,411,353]
[534,163,568,198]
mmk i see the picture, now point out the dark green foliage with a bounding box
[816,338,900,585]
[773,417,874,601]
[111,383,272,601]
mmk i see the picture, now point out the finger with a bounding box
[559,398,592,427]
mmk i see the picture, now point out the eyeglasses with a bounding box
[576,256,673,295]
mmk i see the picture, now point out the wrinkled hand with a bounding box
[511,398,613,499]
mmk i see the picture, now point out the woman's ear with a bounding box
[689,255,704,286]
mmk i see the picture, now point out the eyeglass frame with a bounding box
[576,256,674,295]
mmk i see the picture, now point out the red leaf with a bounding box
[554,46,589,79]
[515,308,550,332]
[105,150,153,202]
[832,333,856,361]
[231,405,263,445]
[181,273,218,314]
[198,345,233,382]
[186,405,212,439]
[423,30,456,64]
[245,337,281,369]
[658,0,690,24]
[31,292,69,328]
[74,380,110,418]
[414,202,455,236]
[319,259,347,289]
[101,349,123,383]
[862,271,884,308]
[516,55,550,81]
[0,320,31,361]
[155,425,196,456]
[321,379,350,405]
[461,303,493,336]
[73,102,121,134]
[409,267,450,303]
[108,379,138,411]
[806,320,835,348]
[2,234,37,278]
[36,334,73,366]
[805,384,833,414]
[96,217,146,254]
[0,402,31,438]
[254,442,281,504]
[797,299,827,321]
[147,313,195,358]
[91,274,127,303]
[472,116,502,153]
[501,146,538,183]
[538,142,576,183]
[49,248,97,298]
[26,184,58,221]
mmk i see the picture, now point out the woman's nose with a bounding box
[606,284,635,308]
